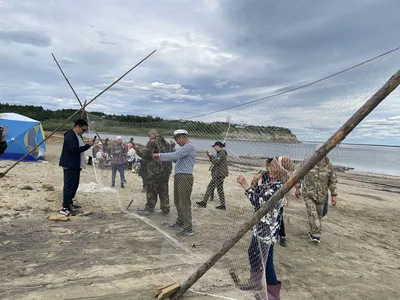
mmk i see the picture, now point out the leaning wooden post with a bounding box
[170,69,400,300]
[81,100,87,120]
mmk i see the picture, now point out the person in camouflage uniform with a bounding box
[196,141,229,210]
[135,129,173,215]
[138,155,148,192]
[295,152,338,243]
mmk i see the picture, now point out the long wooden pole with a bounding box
[52,53,84,108]
[0,50,156,178]
[81,100,87,120]
[170,69,400,300]
[52,55,99,142]
[52,53,89,121]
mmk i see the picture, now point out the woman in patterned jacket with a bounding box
[236,157,291,300]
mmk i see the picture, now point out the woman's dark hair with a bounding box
[213,141,226,148]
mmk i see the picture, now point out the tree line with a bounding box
[0,103,297,141]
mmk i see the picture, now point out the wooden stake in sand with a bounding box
[0,50,156,178]
[170,69,400,300]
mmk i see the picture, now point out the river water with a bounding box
[94,133,400,176]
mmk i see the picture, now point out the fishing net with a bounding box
[79,49,399,300]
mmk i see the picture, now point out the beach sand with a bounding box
[0,134,399,300]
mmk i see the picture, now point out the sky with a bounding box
[0,0,399,145]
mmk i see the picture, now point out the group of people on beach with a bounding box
[58,119,338,300]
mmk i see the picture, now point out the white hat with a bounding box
[115,136,122,140]
[173,129,188,136]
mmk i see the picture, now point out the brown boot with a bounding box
[238,270,263,291]
[267,281,282,300]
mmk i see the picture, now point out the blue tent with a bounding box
[0,113,46,162]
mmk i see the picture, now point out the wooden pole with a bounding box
[52,53,84,108]
[170,69,400,300]
[95,131,104,145]
[52,53,88,122]
[0,50,156,178]
[81,100,87,120]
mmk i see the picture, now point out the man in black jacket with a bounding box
[0,125,8,155]
[59,119,95,216]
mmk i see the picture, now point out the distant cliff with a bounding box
[224,125,300,143]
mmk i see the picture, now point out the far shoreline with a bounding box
[42,131,399,178]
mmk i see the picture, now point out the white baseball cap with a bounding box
[115,136,122,140]
[173,129,188,136]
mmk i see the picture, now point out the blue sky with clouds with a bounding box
[0,0,399,145]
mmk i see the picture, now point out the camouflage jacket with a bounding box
[298,157,338,202]
[209,149,229,178]
[136,135,172,178]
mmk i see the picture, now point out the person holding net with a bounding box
[295,144,338,243]
[236,157,292,300]
[135,129,173,216]
[261,156,294,247]
[59,119,95,216]
[196,141,228,210]
[153,129,196,237]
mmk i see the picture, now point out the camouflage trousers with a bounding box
[203,176,226,205]
[304,196,325,236]
[145,173,170,213]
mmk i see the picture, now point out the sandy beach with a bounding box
[1,134,400,300]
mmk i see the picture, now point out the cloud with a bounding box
[0,29,51,47]
[0,0,399,145]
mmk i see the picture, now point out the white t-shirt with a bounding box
[127,148,136,157]
[75,132,86,169]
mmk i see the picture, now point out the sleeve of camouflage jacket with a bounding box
[209,150,226,166]
[135,145,146,158]
[328,163,338,196]
[135,140,156,160]
[146,139,158,155]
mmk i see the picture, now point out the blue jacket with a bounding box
[59,129,90,170]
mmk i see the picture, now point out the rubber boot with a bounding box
[238,270,263,291]
[267,281,281,300]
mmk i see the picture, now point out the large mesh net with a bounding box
[75,50,400,300]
